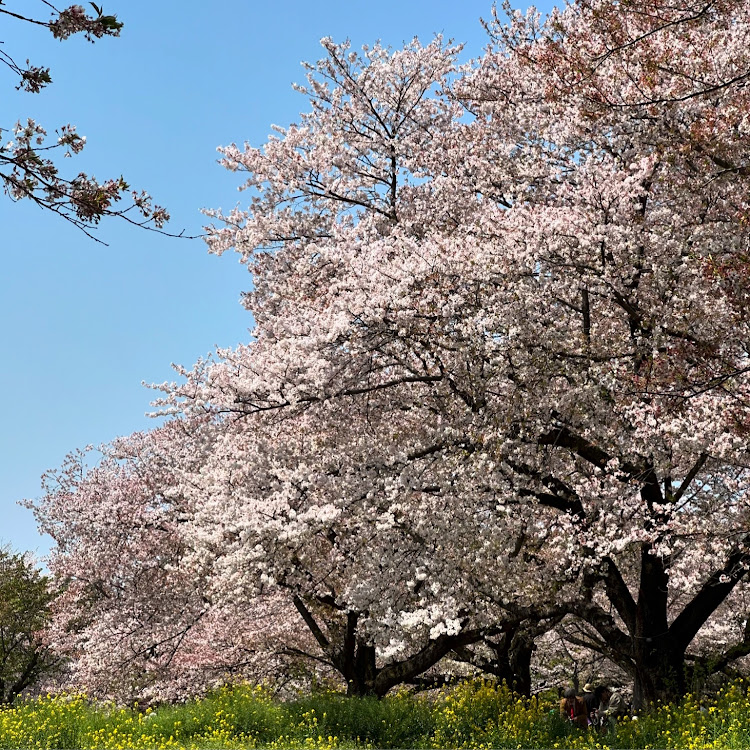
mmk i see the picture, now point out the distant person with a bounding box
[582,683,598,722]
[560,687,588,729]
[596,685,628,731]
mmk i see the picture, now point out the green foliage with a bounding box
[6,679,750,748]
[285,690,435,747]
[0,547,57,704]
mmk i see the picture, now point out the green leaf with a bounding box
[101,15,124,32]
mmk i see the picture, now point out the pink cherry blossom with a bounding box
[32,2,750,706]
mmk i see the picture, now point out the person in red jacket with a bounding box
[560,687,588,728]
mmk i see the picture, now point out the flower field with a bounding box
[3,680,750,749]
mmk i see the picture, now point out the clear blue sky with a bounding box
[2,0,554,556]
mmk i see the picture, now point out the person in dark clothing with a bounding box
[582,683,598,722]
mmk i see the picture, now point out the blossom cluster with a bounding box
[49,5,123,41]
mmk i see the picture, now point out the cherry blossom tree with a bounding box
[451,0,750,707]
[32,0,750,707]
[160,35,567,697]
[197,5,750,707]
[167,380,569,696]
[31,425,328,702]
[32,409,558,699]
[1,3,169,236]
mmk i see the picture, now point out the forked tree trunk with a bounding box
[291,594,490,698]
[452,625,540,697]
[584,530,750,709]
[542,436,750,710]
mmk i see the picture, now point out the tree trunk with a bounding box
[578,541,691,710]
[631,642,686,708]
[452,627,535,696]
[546,445,750,711]
[508,630,534,697]
[346,641,377,697]
[630,542,686,708]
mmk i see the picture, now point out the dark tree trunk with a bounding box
[577,531,750,709]
[630,542,686,708]
[452,625,540,697]
[632,643,686,708]
[292,594,490,698]
[509,630,534,697]
[537,432,750,710]
[347,641,377,697]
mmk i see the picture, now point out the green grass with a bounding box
[3,678,750,748]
